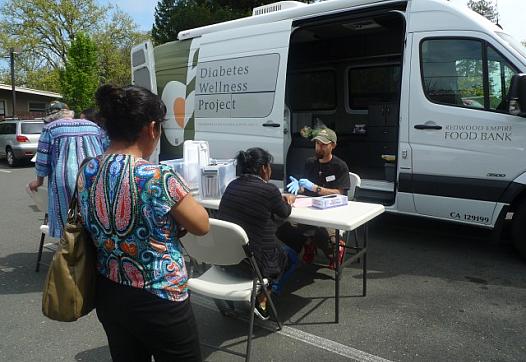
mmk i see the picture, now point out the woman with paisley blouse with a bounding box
[77,85,209,362]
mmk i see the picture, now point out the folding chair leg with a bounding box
[35,232,46,272]
[363,224,368,297]
[260,283,282,331]
[249,255,282,331]
[354,229,360,263]
[335,229,341,323]
[246,278,258,362]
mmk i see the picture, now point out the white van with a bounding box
[131,0,526,256]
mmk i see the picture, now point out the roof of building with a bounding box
[0,83,62,99]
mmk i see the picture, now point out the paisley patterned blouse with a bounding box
[77,154,190,302]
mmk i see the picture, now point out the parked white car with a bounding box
[0,120,44,166]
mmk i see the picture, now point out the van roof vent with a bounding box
[252,1,307,16]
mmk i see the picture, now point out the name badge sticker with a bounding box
[326,175,336,182]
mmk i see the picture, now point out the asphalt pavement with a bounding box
[0,160,525,361]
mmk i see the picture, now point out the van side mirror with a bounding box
[507,73,526,117]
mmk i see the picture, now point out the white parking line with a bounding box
[191,294,392,362]
[0,169,12,173]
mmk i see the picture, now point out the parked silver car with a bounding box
[0,120,44,166]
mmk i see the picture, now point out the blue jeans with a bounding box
[272,244,299,295]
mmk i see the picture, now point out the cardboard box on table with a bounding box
[311,194,348,209]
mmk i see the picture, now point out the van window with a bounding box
[288,70,336,111]
[487,47,516,111]
[348,64,401,110]
[421,39,483,108]
[0,100,5,117]
[421,38,518,111]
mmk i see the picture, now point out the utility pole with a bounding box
[9,48,16,118]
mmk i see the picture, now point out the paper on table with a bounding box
[293,196,312,208]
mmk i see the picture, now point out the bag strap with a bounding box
[67,156,96,223]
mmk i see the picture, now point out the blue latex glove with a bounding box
[287,176,300,195]
[299,178,316,192]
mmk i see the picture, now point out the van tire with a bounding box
[6,148,17,167]
[511,200,526,259]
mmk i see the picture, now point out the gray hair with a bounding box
[43,109,75,123]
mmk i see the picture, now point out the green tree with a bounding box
[0,0,146,91]
[152,0,178,45]
[152,0,313,45]
[60,33,99,114]
[95,11,150,86]
[467,0,498,23]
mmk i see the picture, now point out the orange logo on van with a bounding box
[174,97,186,128]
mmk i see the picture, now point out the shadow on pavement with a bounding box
[192,303,283,360]
[0,251,50,294]
[0,159,34,169]
[361,213,526,289]
[75,346,111,361]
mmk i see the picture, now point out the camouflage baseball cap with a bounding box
[46,101,69,115]
[312,127,337,144]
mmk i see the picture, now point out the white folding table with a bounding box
[197,198,385,322]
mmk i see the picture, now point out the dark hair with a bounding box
[95,84,167,143]
[236,147,273,175]
[80,108,101,125]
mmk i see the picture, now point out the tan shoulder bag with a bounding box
[42,158,96,322]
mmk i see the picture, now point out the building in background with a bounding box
[0,84,62,120]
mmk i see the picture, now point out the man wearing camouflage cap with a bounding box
[277,127,350,269]
[28,101,105,239]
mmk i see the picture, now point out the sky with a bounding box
[451,0,526,43]
[103,0,155,32]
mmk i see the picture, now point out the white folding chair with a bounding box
[348,172,362,200]
[27,187,57,272]
[345,172,362,255]
[182,218,282,362]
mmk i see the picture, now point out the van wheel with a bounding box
[512,200,526,259]
[6,148,17,167]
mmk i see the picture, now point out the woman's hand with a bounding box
[282,194,296,205]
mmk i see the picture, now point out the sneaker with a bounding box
[271,282,282,296]
[328,240,346,270]
[302,242,317,264]
[254,300,270,320]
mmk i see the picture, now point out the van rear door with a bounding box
[131,41,158,94]
[131,41,160,163]
[195,19,292,175]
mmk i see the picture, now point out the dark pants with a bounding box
[95,275,202,362]
[276,222,333,257]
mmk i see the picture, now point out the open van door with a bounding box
[131,41,160,163]
[194,19,293,179]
